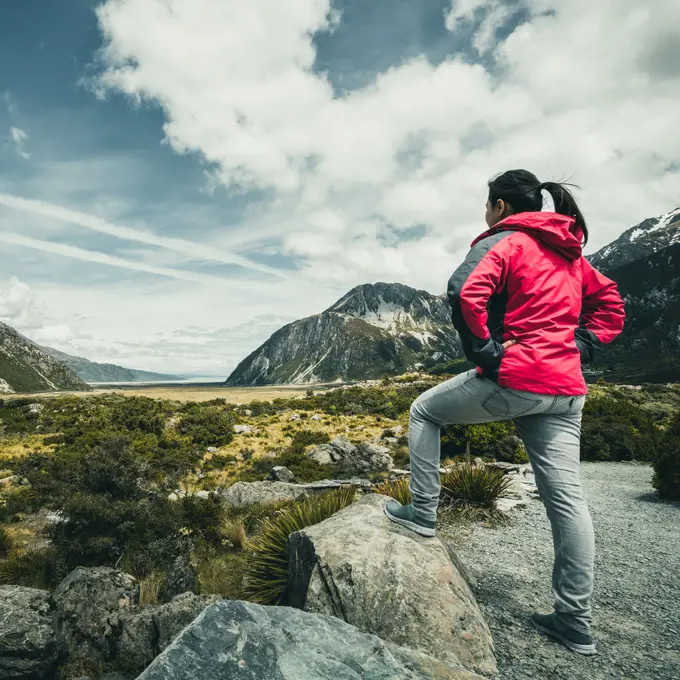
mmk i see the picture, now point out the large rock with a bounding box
[112,593,220,674]
[136,600,484,680]
[307,443,342,465]
[287,494,496,676]
[268,465,296,483]
[330,435,357,458]
[0,586,59,679]
[221,481,308,508]
[54,567,139,661]
[342,442,393,475]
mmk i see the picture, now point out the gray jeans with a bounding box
[409,369,593,633]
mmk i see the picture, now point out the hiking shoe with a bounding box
[531,612,597,656]
[384,501,436,537]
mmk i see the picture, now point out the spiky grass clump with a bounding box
[243,487,356,605]
[374,478,412,506]
[0,548,57,589]
[0,527,15,559]
[221,519,247,551]
[138,571,165,605]
[441,462,511,512]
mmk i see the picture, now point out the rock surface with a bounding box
[54,567,139,662]
[307,443,341,465]
[0,586,59,679]
[233,424,254,434]
[342,442,393,475]
[287,494,496,676]
[220,481,308,508]
[137,599,484,680]
[268,465,296,483]
[112,593,220,674]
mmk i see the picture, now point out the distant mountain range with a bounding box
[227,206,680,386]
[0,322,89,394]
[41,346,180,384]
[226,282,461,385]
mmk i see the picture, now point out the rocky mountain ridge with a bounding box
[41,346,180,383]
[0,322,89,393]
[226,282,461,385]
[588,205,680,274]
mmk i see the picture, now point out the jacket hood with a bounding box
[472,212,583,260]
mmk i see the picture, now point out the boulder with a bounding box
[381,437,399,447]
[330,435,357,457]
[54,567,139,662]
[233,424,253,434]
[289,413,301,421]
[0,586,59,679]
[342,442,393,476]
[268,465,296,483]
[136,600,484,680]
[287,494,496,676]
[220,481,308,508]
[112,593,220,674]
[310,414,323,421]
[307,443,343,465]
[158,556,199,603]
[382,425,404,438]
[206,446,218,453]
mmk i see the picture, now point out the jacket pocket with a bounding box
[481,387,542,418]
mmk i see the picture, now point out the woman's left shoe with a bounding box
[384,500,436,537]
[531,612,597,656]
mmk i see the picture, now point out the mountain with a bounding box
[595,242,680,383]
[42,346,180,383]
[0,322,90,394]
[588,206,680,274]
[226,282,461,385]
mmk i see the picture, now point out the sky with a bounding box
[0,0,678,376]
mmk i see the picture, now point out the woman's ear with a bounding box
[496,199,506,216]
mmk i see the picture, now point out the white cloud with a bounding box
[9,127,30,159]
[92,0,680,277]
[0,194,287,278]
[7,0,675,375]
[0,277,41,329]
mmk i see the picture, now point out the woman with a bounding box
[385,169,625,656]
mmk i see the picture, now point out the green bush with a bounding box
[440,463,511,510]
[290,429,330,454]
[178,407,235,448]
[581,396,660,461]
[653,416,680,501]
[441,422,516,460]
[243,488,356,605]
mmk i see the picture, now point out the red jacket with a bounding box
[447,212,625,395]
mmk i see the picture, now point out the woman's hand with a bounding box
[503,339,517,351]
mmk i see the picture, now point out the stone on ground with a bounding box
[54,567,139,662]
[136,600,484,680]
[112,593,220,674]
[0,586,59,679]
[287,494,496,676]
[268,465,296,483]
[220,481,308,508]
[342,442,393,475]
[158,555,199,603]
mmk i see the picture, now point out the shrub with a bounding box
[653,416,680,501]
[290,429,330,454]
[440,463,511,510]
[243,488,356,605]
[202,453,238,472]
[178,407,235,448]
[392,445,410,468]
[0,548,58,589]
[441,422,516,460]
[581,396,660,462]
[374,478,411,505]
[139,571,165,606]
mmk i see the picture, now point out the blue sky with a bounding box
[0,0,678,375]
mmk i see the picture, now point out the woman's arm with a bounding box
[575,258,626,363]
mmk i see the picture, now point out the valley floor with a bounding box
[447,463,680,680]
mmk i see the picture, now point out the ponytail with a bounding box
[488,170,589,246]
[540,181,589,246]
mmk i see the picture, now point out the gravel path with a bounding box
[447,463,680,680]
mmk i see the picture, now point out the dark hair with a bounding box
[488,169,588,245]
